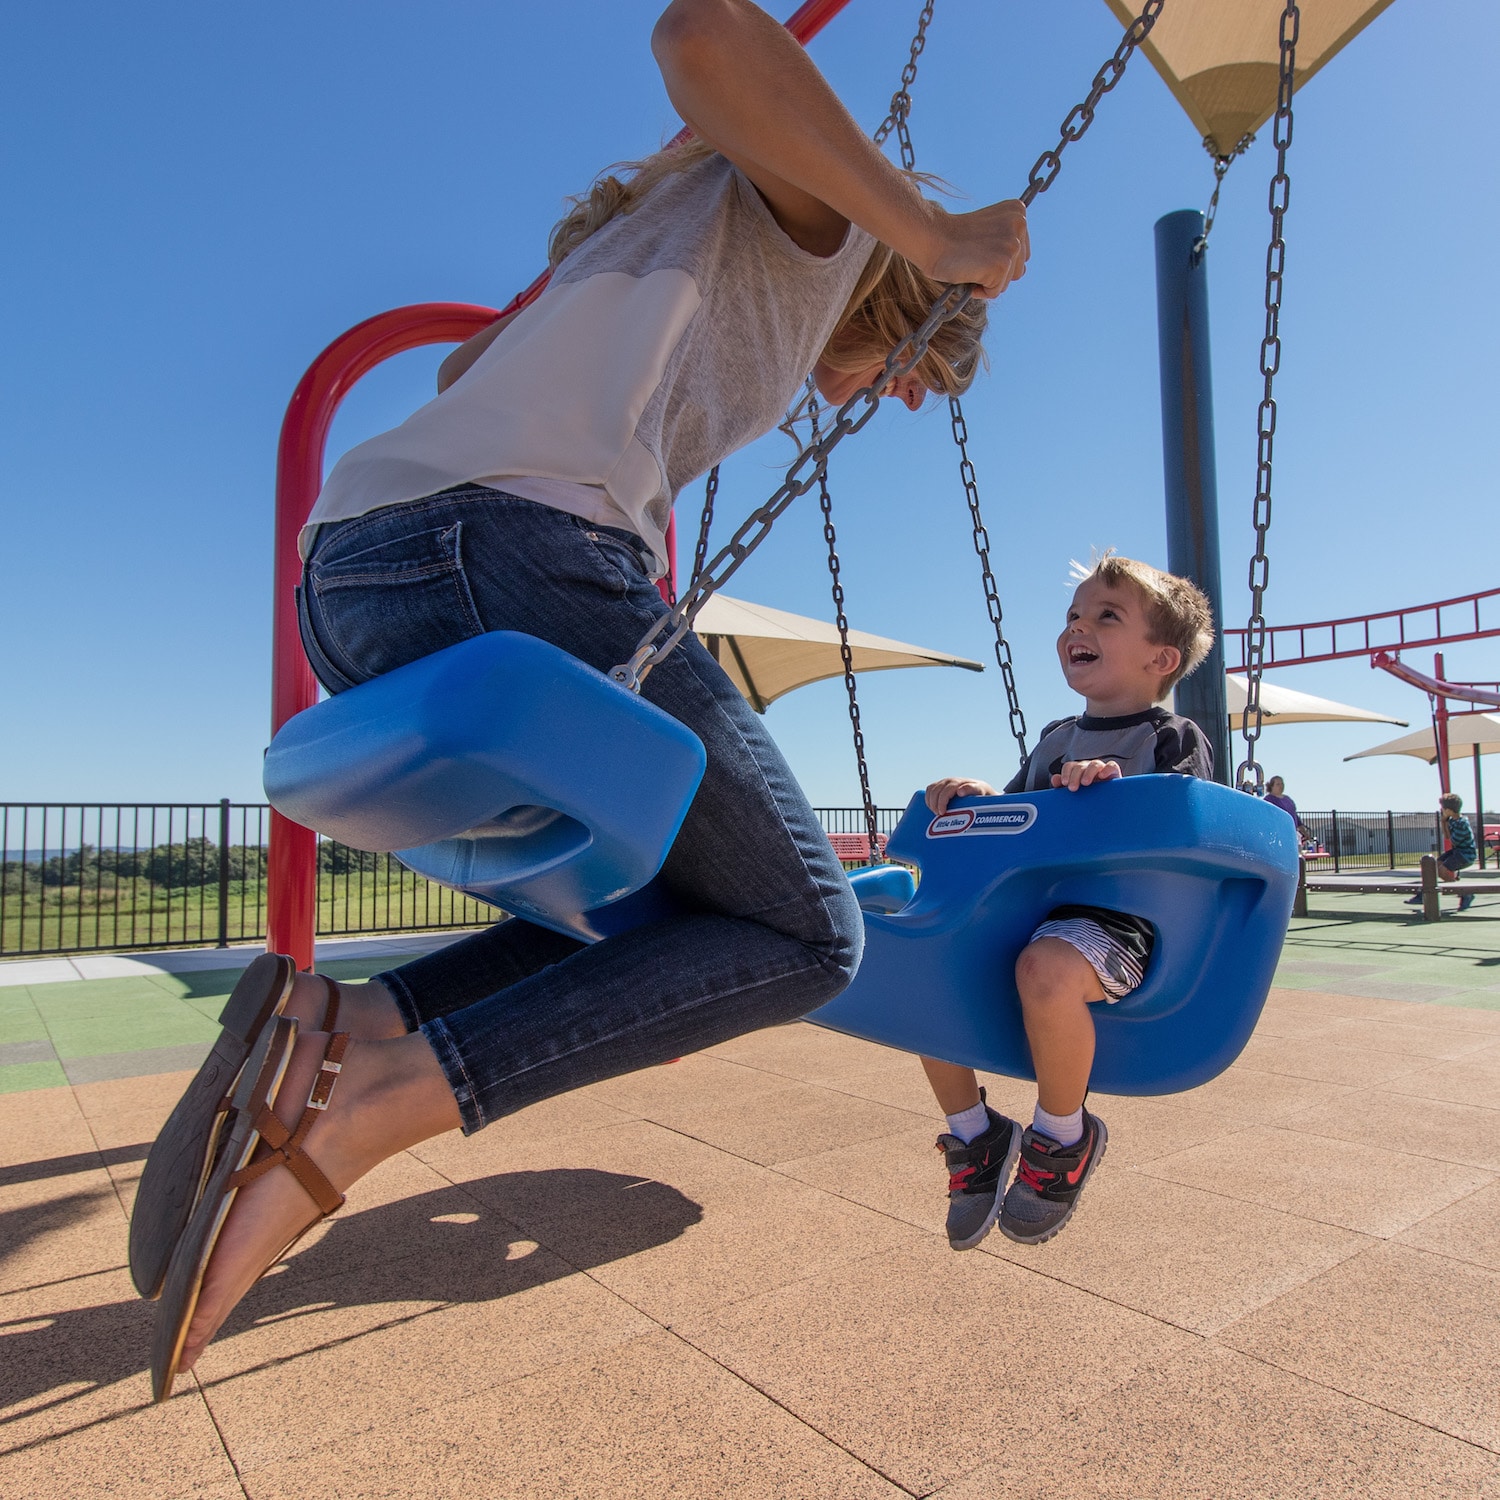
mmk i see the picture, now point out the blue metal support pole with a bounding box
[1155,209,1230,784]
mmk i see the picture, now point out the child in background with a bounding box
[920,554,1214,1250]
[1407,791,1477,911]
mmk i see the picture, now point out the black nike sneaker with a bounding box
[936,1090,1021,1251]
[999,1109,1108,1245]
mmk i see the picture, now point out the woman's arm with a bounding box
[437,310,518,393]
[652,0,1027,296]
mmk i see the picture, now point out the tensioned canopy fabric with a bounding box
[1223,674,1406,730]
[1103,0,1398,156]
[691,593,981,711]
[1345,714,1500,765]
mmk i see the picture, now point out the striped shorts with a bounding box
[1028,917,1147,1002]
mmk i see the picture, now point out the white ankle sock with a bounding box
[945,1100,991,1143]
[1033,1103,1084,1147]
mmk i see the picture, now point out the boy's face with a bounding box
[1056,577,1182,715]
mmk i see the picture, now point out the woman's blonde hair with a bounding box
[547,141,988,397]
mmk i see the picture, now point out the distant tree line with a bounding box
[1,839,398,894]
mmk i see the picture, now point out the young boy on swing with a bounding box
[920,553,1215,1249]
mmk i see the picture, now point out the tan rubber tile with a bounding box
[1249,998,1351,1041]
[536,1170,921,1322]
[934,1340,1500,1500]
[980,1168,1367,1335]
[239,1329,905,1500]
[0,1268,240,1499]
[414,1116,769,1225]
[1141,1123,1492,1236]
[1314,1016,1497,1061]
[1170,1065,1354,1123]
[0,1090,98,1170]
[1079,1094,1241,1167]
[1220,1240,1500,1451]
[1229,1032,1427,1087]
[780,1120,956,1235]
[70,1070,195,1125]
[581,1051,793,1117]
[1396,1179,1500,1271]
[1258,989,1429,1022]
[674,1238,1195,1495]
[1291,1088,1500,1172]
[207,1267,655,1474]
[703,1020,907,1084]
[1,1170,127,1295]
[587,1060,920,1168]
[1387,1048,1500,1111]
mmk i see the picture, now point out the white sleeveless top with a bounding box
[305,153,877,576]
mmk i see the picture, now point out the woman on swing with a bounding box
[136,0,1028,1395]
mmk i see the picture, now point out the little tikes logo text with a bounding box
[927,804,1037,837]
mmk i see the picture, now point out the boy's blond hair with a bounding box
[548,140,988,397]
[1440,791,1464,814]
[1076,553,1215,694]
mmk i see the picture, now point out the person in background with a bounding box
[1265,776,1309,844]
[1407,791,1477,912]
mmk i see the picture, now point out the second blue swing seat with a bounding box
[812,777,1300,1096]
[263,632,708,942]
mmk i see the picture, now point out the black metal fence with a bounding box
[1296,809,1494,874]
[5,800,1488,958]
[0,802,493,958]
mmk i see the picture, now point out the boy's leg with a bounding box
[920,1056,1021,1252]
[1000,936,1109,1246]
[1015,938,1102,1115]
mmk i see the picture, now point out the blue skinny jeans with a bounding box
[297,486,863,1133]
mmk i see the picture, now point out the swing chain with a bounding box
[609,282,974,691]
[688,464,720,590]
[1236,0,1300,794]
[1193,132,1255,258]
[873,0,935,172]
[950,396,1028,764]
[807,382,886,866]
[1020,0,1166,208]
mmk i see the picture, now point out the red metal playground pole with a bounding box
[265,0,857,968]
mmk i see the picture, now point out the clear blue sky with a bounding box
[2,0,1494,815]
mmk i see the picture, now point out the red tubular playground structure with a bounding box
[265,0,856,969]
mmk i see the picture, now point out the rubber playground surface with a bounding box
[3,894,1499,1496]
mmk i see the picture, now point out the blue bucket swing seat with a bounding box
[263,631,706,943]
[814,777,1300,1095]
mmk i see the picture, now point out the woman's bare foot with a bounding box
[283,972,407,1040]
[175,1026,460,1373]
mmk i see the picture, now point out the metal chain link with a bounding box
[950,395,1028,763]
[1192,132,1255,259]
[608,0,1166,691]
[1019,0,1165,209]
[687,465,719,591]
[872,0,934,171]
[1236,0,1300,794]
[806,382,885,865]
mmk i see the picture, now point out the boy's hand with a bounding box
[1051,759,1122,792]
[925,777,997,815]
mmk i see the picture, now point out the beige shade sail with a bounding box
[1103,0,1398,156]
[1224,674,1407,730]
[1345,714,1500,765]
[691,593,982,711]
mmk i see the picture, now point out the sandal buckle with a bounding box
[306,1057,343,1111]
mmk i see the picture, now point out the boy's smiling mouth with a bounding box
[1067,645,1100,665]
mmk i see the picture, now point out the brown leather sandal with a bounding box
[151,1015,350,1403]
[130,960,343,1299]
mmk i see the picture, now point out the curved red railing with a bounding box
[265,0,857,968]
[267,304,502,966]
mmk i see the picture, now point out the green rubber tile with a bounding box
[32,981,220,1060]
[0,1059,69,1094]
[0,992,49,1046]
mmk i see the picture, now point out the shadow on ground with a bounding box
[0,1169,700,1421]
